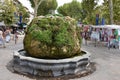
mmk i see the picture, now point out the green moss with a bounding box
[76,26,82,45]
[32,30,52,44]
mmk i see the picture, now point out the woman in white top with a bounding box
[91,28,100,47]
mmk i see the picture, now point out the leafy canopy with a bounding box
[57,0,82,20]
[29,0,58,16]
[0,0,16,25]
[0,0,30,25]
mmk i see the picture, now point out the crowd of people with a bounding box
[0,27,18,48]
[81,25,120,49]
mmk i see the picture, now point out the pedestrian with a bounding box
[107,29,113,49]
[117,29,120,49]
[14,31,18,44]
[91,28,100,47]
[0,29,6,48]
[5,27,11,43]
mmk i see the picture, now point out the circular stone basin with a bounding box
[13,49,91,77]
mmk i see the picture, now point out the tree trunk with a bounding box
[34,5,38,18]
[109,0,114,24]
[33,0,44,18]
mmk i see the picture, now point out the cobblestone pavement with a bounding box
[71,42,120,80]
[0,37,120,80]
[0,35,34,80]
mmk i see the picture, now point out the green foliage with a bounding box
[17,4,30,23]
[37,0,58,16]
[76,26,82,45]
[0,0,30,25]
[56,0,113,25]
[93,0,120,24]
[81,0,98,24]
[29,0,35,7]
[29,0,58,16]
[98,0,110,24]
[54,24,74,46]
[28,16,75,46]
[24,15,82,59]
[57,4,68,16]
[0,0,16,25]
[45,14,64,17]
[82,0,97,15]
[57,0,82,20]
[112,0,120,24]
[32,30,52,44]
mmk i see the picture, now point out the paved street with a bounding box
[0,36,34,80]
[0,37,120,80]
[71,42,120,80]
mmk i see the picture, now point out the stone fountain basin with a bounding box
[13,49,91,77]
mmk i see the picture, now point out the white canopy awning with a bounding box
[91,25,120,29]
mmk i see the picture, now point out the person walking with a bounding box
[5,27,11,43]
[14,31,18,44]
[0,29,6,48]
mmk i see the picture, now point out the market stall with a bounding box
[90,25,120,49]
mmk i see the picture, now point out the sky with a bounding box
[18,0,82,13]
[18,0,103,13]
[57,0,82,6]
[18,0,34,12]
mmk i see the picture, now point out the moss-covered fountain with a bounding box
[24,15,82,59]
[11,15,95,79]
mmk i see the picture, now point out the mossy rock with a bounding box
[24,15,82,59]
